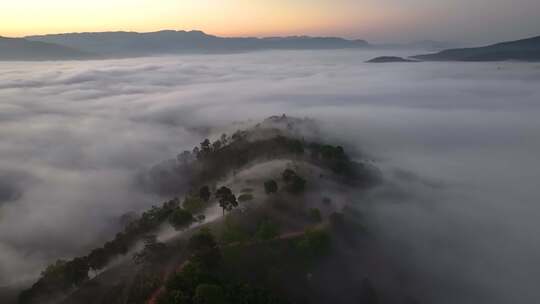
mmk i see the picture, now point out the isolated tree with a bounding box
[215,186,238,215]
[264,179,278,194]
[199,185,211,202]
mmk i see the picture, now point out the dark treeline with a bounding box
[143,126,377,197]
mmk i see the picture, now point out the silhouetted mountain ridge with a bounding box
[25,30,369,57]
[413,35,540,61]
[0,37,93,61]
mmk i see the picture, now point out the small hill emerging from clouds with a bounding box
[412,35,540,61]
[0,37,93,61]
[25,30,369,58]
[17,116,386,304]
[366,56,417,63]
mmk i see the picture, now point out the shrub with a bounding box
[264,180,278,194]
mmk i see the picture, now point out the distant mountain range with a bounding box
[6,30,366,60]
[0,36,93,61]
[413,35,540,61]
[1,30,539,61]
[375,40,460,51]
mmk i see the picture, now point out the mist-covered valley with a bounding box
[1,49,540,304]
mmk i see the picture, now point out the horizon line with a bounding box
[3,29,368,41]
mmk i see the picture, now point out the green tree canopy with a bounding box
[169,208,195,230]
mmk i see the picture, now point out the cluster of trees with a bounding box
[19,196,196,304]
[219,215,281,246]
[169,208,195,230]
[163,129,365,200]
[179,134,308,188]
[23,181,231,303]
[157,229,289,304]
[307,143,355,177]
[133,235,168,265]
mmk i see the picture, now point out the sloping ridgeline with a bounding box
[413,35,540,61]
[18,116,383,304]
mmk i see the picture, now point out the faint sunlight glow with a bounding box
[0,0,402,38]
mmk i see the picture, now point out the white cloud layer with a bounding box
[1,50,540,303]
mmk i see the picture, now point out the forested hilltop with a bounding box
[18,116,421,304]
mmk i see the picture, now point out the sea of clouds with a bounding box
[1,50,539,303]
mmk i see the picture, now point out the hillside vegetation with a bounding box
[18,116,408,304]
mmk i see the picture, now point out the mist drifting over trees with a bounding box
[0,50,539,303]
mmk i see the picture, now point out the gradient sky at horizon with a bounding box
[1,0,539,43]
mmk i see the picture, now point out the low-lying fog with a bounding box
[1,50,539,303]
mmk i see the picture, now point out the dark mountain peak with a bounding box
[412,34,540,62]
[491,35,540,47]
